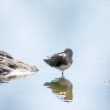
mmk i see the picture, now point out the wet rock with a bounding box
[0,50,38,80]
[0,50,13,59]
[0,64,11,75]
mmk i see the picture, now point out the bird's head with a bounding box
[64,48,73,58]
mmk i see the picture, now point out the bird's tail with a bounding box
[43,59,51,66]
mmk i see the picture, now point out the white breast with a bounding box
[56,63,71,71]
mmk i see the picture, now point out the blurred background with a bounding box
[0,0,110,110]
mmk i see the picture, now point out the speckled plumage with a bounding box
[44,48,73,75]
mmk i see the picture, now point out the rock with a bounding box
[0,50,38,81]
[0,50,13,59]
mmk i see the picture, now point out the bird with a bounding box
[43,48,73,76]
[0,50,38,81]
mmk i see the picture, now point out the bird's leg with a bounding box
[62,71,64,77]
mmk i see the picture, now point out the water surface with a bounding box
[0,0,110,110]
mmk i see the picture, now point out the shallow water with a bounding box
[0,0,110,110]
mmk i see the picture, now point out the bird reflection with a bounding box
[44,77,73,102]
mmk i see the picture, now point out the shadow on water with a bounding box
[0,71,36,84]
[44,76,73,102]
[0,80,8,84]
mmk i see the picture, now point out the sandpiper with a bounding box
[0,50,38,81]
[43,48,73,76]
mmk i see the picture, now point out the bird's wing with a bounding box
[50,52,68,67]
